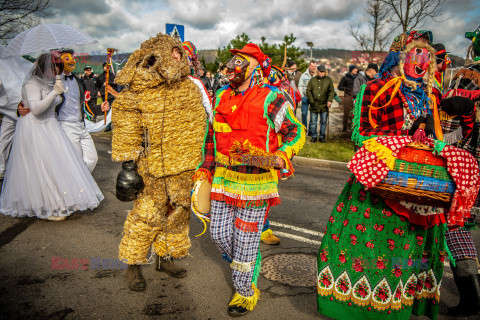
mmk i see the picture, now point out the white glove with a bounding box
[53,79,64,95]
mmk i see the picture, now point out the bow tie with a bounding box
[64,75,74,80]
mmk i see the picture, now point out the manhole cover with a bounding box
[262,253,317,287]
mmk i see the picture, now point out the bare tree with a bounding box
[348,0,390,53]
[0,0,52,44]
[380,0,446,33]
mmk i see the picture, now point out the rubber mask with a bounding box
[404,47,431,79]
[61,53,76,73]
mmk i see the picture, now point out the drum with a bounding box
[191,179,212,214]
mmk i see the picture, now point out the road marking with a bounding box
[273,231,323,246]
[270,221,324,238]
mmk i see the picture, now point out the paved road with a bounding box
[0,134,477,319]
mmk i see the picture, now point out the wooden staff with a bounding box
[104,48,115,124]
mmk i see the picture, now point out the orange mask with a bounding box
[61,52,76,73]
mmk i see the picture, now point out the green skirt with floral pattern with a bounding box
[317,175,445,320]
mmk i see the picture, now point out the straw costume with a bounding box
[438,27,480,317]
[317,31,480,320]
[195,43,304,317]
[111,33,206,291]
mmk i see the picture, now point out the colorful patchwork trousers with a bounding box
[210,199,267,297]
[118,166,194,265]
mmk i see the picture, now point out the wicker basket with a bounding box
[369,142,454,208]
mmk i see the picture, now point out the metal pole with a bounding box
[310,47,313,61]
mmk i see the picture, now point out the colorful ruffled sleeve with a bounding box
[264,88,306,165]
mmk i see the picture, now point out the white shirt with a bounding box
[57,73,81,122]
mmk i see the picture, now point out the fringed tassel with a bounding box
[412,128,428,144]
[442,127,463,146]
[275,150,294,179]
[263,91,279,129]
[439,110,456,121]
[235,217,259,233]
[229,284,260,311]
[433,140,447,156]
[215,167,277,185]
[351,85,376,146]
[444,88,480,101]
[192,168,213,184]
[229,140,277,169]
[210,193,281,208]
[363,138,396,169]
[252,250,262,286]
[230,260,256,273]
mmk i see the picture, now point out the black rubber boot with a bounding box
[227,305,249,317]
[155,256,187,278]
[447,273,480,317]
[126,264,146,291]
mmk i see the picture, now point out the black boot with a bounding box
[155,256,187,278]
[126,264,146,291]
[448,273,480,316]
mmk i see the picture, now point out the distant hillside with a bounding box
[198,49,217,64]
[73,48,466,75]
[307,48,353,60]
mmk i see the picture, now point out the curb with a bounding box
[292,156,349,172]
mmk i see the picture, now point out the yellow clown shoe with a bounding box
[261,229,280,245]
[228,284,260,317]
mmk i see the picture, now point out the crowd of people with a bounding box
[1,24,480,320]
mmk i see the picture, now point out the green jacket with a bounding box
[306,75,335,113]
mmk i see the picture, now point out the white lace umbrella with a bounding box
[1,22,97,58]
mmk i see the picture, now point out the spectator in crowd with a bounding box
[285,60,301,110]
[286,60,298,80]
[205,70,215,96]
[81,66,97,102]
[198,67,210,93]
[306,65,335,142]
[95,62,117,105]
[294,63,302,88]
[352,63,378,97]
[338,64,358,133]
[298,60,317,133]
[213,64,230,93]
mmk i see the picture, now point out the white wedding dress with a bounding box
[0,76,104,218]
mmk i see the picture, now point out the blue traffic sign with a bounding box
[165,23,185,43]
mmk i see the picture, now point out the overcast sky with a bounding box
[44,0,480,58]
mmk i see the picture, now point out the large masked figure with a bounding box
[111,33,206,291]
[195,43,305,316]
[317,33,479,320]
[437,26,480,317]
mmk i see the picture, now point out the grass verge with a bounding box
[297,138,355,162]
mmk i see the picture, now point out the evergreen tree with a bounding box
[215,33,305,70]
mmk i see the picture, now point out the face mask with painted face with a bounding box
[61,52,76,73]
[404,47,431,79]
[226,54,250,89]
